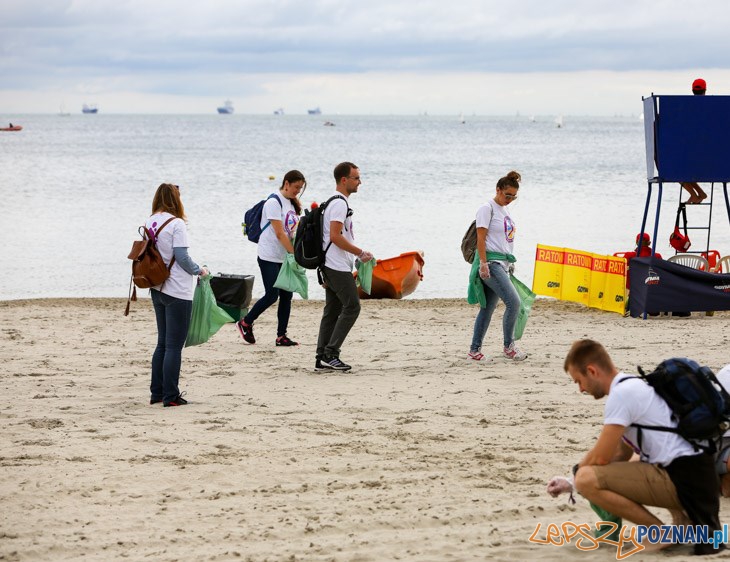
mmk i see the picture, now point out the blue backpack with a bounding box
[623,358,730,452]
[242,193,281,243]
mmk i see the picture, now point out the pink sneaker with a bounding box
[504,342,527,361]
[467,351,489,362]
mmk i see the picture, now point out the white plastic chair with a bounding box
[712,255,730,273]
[667,254,709,270]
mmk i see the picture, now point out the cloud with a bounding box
[1,0,729,113]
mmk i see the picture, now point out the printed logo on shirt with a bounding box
[504,216,515,242]
[284,211,298,237]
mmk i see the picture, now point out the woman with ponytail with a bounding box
[468,170,527,362]
[237,170,306,347]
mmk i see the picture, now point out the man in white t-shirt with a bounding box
[564,339,723,555]
[314,162,373,372]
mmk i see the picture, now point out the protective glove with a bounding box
[479,262,490,280]
[358,250,374,263]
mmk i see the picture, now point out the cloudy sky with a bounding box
[2,0,729,115]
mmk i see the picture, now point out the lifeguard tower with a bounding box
[629,94,730,317]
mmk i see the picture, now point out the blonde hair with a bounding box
[151,183,186,220]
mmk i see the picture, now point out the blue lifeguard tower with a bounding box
[629,94,730,317]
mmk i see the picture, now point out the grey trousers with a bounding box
[316,266,361,359]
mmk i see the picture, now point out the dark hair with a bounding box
[151,183,186,220]
[334,162,358,183]
[281,169,306,215]
[563,339,615,375]
[496,170,521,190]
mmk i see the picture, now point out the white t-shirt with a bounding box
[475,199,515,262]
[257,194,298,263]
[145,212,194,301]
[605,373,699,467]
[717,364,730,392]
[322,194,354,272]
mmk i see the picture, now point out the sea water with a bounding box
[1,113,728,300]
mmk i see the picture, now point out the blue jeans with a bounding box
[470,262,520,352]
[244,257,293,337]
[151,289,192,403]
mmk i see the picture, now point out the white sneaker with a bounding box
[504,342,527,361]
[467,351,489,362]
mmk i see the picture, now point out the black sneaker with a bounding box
[150,397,163,405]
[276,335,299,347]
[316,356,352,371]
[163,393,188,407]
[237,320,255,344]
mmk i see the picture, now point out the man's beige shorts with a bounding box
[592,461,683,510]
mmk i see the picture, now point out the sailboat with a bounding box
[555,115,563,128]
[58,103,71,117]
[459,112,465,124]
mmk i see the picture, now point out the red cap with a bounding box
[692,78,706,92]
[636,232,651,244]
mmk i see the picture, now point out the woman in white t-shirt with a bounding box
[236,170,305,347]
[468,170,527,362]
[146,183,208,407]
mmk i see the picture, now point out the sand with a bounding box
[2,297,730,561]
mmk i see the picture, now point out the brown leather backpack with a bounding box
[125,217,176,315]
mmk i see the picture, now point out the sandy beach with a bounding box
[2,297,730,561]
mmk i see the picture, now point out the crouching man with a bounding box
[564,339,724,555]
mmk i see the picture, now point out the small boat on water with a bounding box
[0,124,22,132]
[217,100,234,114]
[355,251,425,299]
[307,107,321,115]
[82,104,98,114]
[273,107,284,115]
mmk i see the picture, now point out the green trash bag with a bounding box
[590,502,622,542]
[185,275,235,347]
[510,274,536,340]
[273,253,309,299]
[356,257,375,295]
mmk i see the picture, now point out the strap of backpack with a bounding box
[260,193,283,235]
[675,203,688,236]
[321,195,349,256]
[152,217,177,271]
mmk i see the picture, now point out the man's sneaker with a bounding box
[236,320,255,344]
[314,356,352,372]
[150,397,163,405]
[163,393,188,407]
[504,342,527,361]
[467,351,489,362]
[276,335,299,347]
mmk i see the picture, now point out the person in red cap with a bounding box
[680,78,708,204]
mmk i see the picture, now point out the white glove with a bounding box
[199,266,210,277]
[508,263,515,275]
[547,476,574,498]
[479,262,490,280]
[358,250,374,263]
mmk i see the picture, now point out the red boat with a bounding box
[0,125,22,132]
[355,251,425,299]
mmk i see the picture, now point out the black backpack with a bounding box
[294,195,347,269]
[623,358,730,452]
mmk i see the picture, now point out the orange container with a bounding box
[356,251,425,299]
